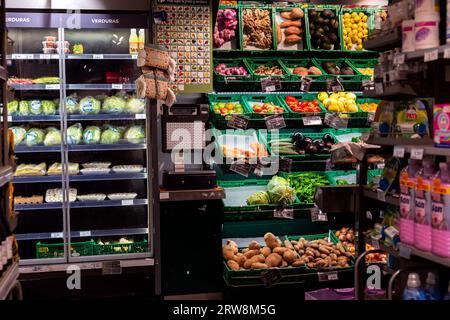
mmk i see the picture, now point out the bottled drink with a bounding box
[138,29,145,50]
[424,272,442,300]
[431,162,450,258]
[129,28,138,54]
[403,272,426,300]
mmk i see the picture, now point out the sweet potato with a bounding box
[264,232,279,249]
[251,263,268,270]
[308,66,322,75]
[292,259,304,267]
[276,23,282,45]
[281,259,288,268]
[248,240,260,251]
[227,260,240,270]
[284,34,301,45]
[244,249,260,259]
[283,250,297,264]
[293,67,309,76]
[284,26,302,36]
[266,253,282,267]
[233,253,246,267]
[280,11,292,19]
[222,245,235,260]
[284,240,294,250]
[244,254,265,269]
[261,246,271,258]
[290,8,304,19]
[280,20,302,28]
[273,247,288,255]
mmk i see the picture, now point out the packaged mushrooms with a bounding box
[275,7,305,50]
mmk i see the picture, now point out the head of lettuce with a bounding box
[101,125,122,144]
[102,96,126,114]
[79,96,101,115]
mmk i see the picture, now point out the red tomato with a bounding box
[253,106,262,113]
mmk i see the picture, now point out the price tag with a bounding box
[51,232,63,238]
[393,53,405,65]
[399,244,412,259]
[377,189,386,202]
[302,116,322,126]
[252,162,264,177]
[273,207,294,219]
[112,84,123,89]
[324,113,348,129]
[444,47,450,59]
[7,116,12,122]
[318,271,339,282]
[121,200,134,206]
[260,268,282,288]
[367,112,375,124]
[371,238,380,249]
[311,206,328,222]
[393,146,405,158]
[12,54,25,59]
[45,84,60,90]
[79,231,91,237]
[327,78,344,93]
[160,192,169,200]
[135,114,146,119]
[265,114,286,130]
[39,54,51,59]
[278,157,293,173]
[375,82,384,95]
[131,54,138,59]
[300,76,313,92]
[102,261,122,275]
[377,163,385,169]
[362,80,375,91]
[424,49,439,62]
[227,114,249,130]
[410,148,424,160]
[261,77,282,92]
[230,160,252,177]
[93,54,104,59]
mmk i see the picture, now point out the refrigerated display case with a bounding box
[5,12,154,265]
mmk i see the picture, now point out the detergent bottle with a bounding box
[402,272,426,300]
[414,157,435,251]
[424,272,442,300]
[431,162,450,257]
[399,159,422,245]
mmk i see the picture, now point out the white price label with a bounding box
[393,146,405,158]
[121,200,134,206]
[424,49,439,62]
[135,114,146,119]
[393,53,405,65]
[444,48,450,59]
[79,231,91,237]
[377,189,386,202]
[12,54,33,59]
[302,116,322,126]
[273,208,294,220]
[7,116,12,122]
[367,112,375,123]
[411,148,424,160]
[39,54,51,59]
[160,192,169,200]
[318,271,338,281]
[112,84,123,89]
[93,54,104,59]
[45,84,60,90]
[131,54,138,60]
[51,232,63,238]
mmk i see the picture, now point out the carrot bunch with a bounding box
[222,142,268,158]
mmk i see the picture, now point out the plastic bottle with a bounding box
[403,273,426,300]
[424,272,442,300]
[431,162,450,257]
[399,159,422,245]
[414,158,435,251]
[138,29,145,50]
[129,29,138,54]
[443,281,450,300]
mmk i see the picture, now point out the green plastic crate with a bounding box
[305,5,342,51]
[283,171,331,206]
[36,241,94,259]
[340,8,375,52]
[314,58,363,81]
[208,94,252,129]
[215,7,241,51]
[272,6,307,51]
[347,58,377,81]
[212,128,267,160]
[239,6,276,51]
[279,58,327,81]
[326,170,357,185]
[241,94,289,119]
[278,93,327,119]
[213,58,252,83]
[244,57,290,80]
[356,97,380,113]
[92,239,149,256]
[368,169,383,184]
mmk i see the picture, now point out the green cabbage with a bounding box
[66,96,79,114]
[83,126,101,144]
[44,127,61,146]
[67,123,83,145]
[79,96,101,114]
[7,100,18,115]
[267,176,289,191]
[101,125,121,144]
[25,128,45,146]
[267,176,295,205]
[42,100,57,115]
[29,100,42,115]
[124,126,145,144]
[19,101,30,116]
[125,97,145,114]
[102,96,126,114]
[11,127,26,145]
[246,191,271,205]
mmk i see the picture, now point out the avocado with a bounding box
[328,33,338,43]
[340,66,355,75]
[322,9,333,18]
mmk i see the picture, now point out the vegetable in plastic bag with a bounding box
[7,100,18,115]
[42,100,57,115]
[124,125,145,144]
[125,97,145,114]
[25,128,45,146]
[79,96,101,114]
[66,96,79,114]
[67,123,83,145]
[29,100,42,115]
[44,127,61,146]
[267,176,295,205]
[102,96,126,114]
[19,101,30,116]
[11,127,26,145]
[100,125,121,144]
[246,191,271,205]
[82,126,101,144]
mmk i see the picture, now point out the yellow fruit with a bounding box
[323,98,333,108]
[357,44,363,50]
[317,92,328,102]
[359,12,365,17]
[344,12,350,18]
[358,32,363,39]
[329,93,339,100]
[351,12,358,17]
[337,101,345,112]
[363,29,369,35]
[357,38,363,45]
[354,16,360,23]
[362,15,368,22]
[328,103,339,112]
[225,102,234,110]
[345,92,357,100]
[352,24,358,30]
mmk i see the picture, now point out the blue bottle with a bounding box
[403,273,426,300]
[424,272,442,300]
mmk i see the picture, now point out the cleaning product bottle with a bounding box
[403,272,426,300]
[414,158,435,251]
[129,28,138,54]
[443,281,450,300]
[424,272,442,300]
[432,162,450,258]
[138,29,145,50]
[399,159,422,245]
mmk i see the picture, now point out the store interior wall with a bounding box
[5,0,152,11]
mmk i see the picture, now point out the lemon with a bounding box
[363,29,369,35]
[352,24,358,30]
[351,12,358,17]
[357,44,363,50]
[344,12,350,18]
[357,38,363,45]
[317,92,328,102]
[329,93,339,100]
[337,101,345,112]
[362,15,368,22]
[357,32,363,38]
[345,92,357,100]
[323,98,333,108]
[338,92,346,97]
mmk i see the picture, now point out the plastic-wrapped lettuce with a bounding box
[19,101,30,116]
[267,176,295,205]
[100,125,121,144]
[66,96,79,114]
[82,126,101,144]
[44,127,61,146]
[42,100,57,115]
[124,125,145,144]
[7,100,18,115]
[25,128,45,146]
[11,127,26,145]
[29,100,42,115]
[79,96,101,114]
[102,96,126,114]
[246,191,271,205]
[67,123,83,145]
[125,97,145,114]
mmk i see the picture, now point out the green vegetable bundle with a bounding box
[288,172,329,203]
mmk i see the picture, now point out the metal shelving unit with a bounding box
[13,172,147,183]
[16,227,149,241]
[15,199,148,211]
[14,143,147,153]
[8,113,146,122]
[66,53,138,60]
[397,243,450,268]
[66,84,136,90]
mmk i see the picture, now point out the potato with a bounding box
[242,248,249,254]
[305,250,315,257]
[266,253,282,268]
[244,249,260,259]
[292,259,304,267]
[227,260,240,270]
[294,244,300,251]
[314,250,321,258]
[298,249,305,256]
[284,26,301,36]
[233,253,246,267]
[330,253,338,261]
[293,67,309,76]
[264,232,279,249]
[276,23,282,45]
[291,240,298,245]
[273,247,288,255]
[251,263,268,270]
[280,20,302,28]
[307,262,316,269]
[290,8,304,19]
[284,240,294,250]
[310,242,319,249]
[336,242,346,254]
[283,250,297,263]
[280,11,292,19]
[248,241,260,251]
[222,245,235,260]
[226,240,239,254]
[320,253,328,259]
[308,66,322,75]
[261,246,271,257]
[244,254,265,269]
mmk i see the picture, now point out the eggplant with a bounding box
[322,133,334,144]
[292,132,305,143]
[306,144,318,154]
